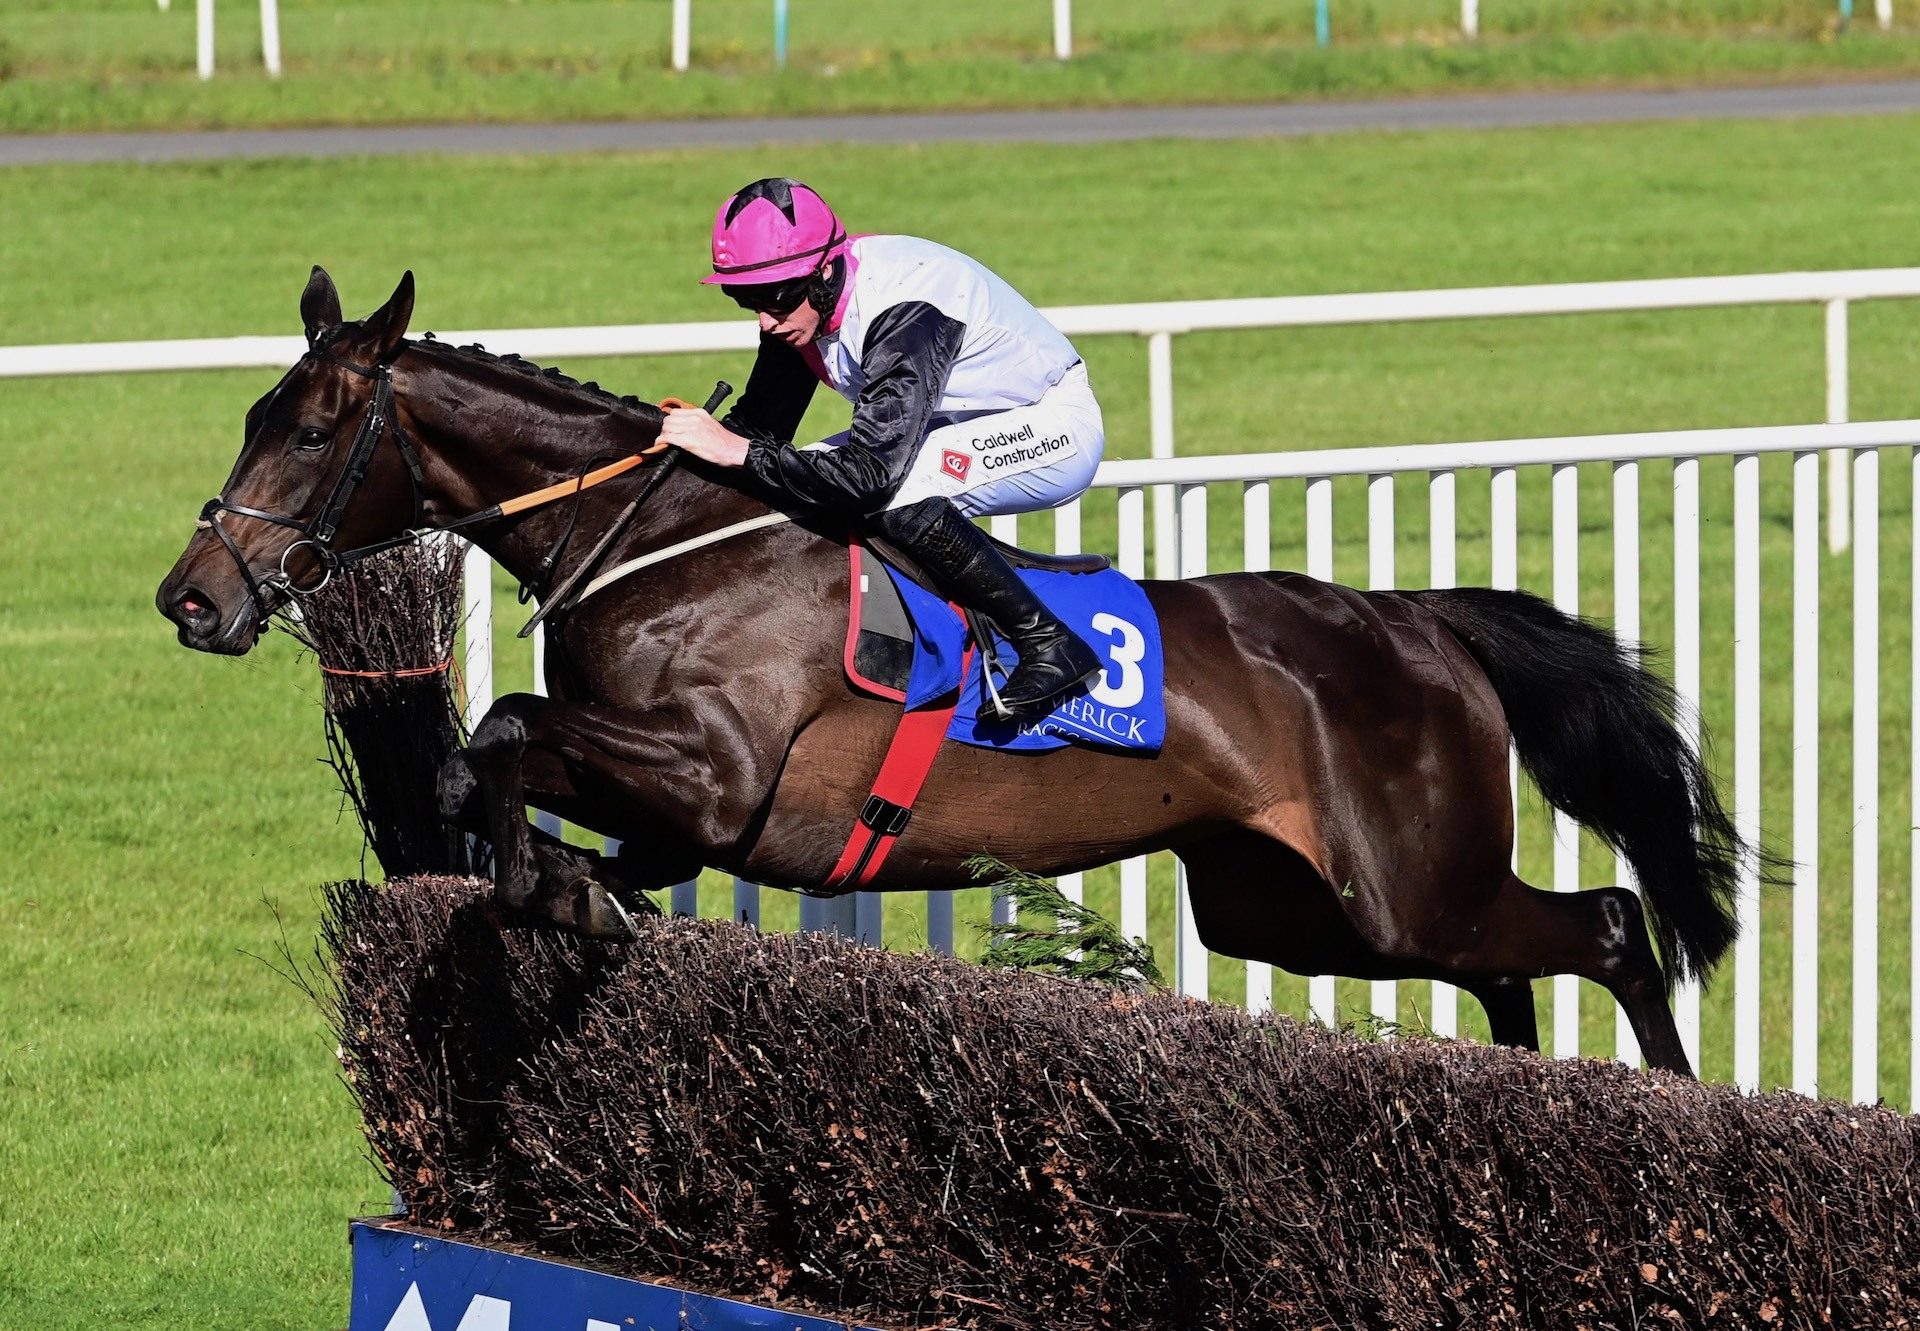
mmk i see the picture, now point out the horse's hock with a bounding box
[327,876,1920,1331]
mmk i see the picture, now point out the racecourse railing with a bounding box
[463,417,1920,1110]
[10,266,1920,1104]
[9,265,1920,552]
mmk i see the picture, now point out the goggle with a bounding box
[726,275,814,317]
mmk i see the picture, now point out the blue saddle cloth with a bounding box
[883,563,1165,753]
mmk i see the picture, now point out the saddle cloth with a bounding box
[845,544,1165,754]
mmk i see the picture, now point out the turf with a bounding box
[8,0,1920,131]
[4,117,1920,1327]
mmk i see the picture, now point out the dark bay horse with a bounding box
[158,269,1751,1077]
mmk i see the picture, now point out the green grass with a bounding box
[9,0,1920,131]
[5,116,1920,1326]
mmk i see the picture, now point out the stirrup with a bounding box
[961,607,1016,718]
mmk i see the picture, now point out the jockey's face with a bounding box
[760,299,821,347]
[727,265,832,347]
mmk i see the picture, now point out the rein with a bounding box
[196,348,686,626]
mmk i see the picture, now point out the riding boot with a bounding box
[876,499,1103,717]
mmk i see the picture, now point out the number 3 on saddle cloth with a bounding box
[825,542,1165,891]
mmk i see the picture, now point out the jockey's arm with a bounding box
[721,330,819,447]
[737,301,964,516]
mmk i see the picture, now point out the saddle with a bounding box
[827,535,1159,891]
[848,537,1107,700]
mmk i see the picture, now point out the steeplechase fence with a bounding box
[10,267,1920,1105]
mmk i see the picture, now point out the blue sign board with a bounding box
[350,1220,884,1331]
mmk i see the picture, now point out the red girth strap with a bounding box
[824,644,974,891]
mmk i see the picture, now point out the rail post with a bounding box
[1827,298,1851,553]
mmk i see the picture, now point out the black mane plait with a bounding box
[407,333,666,429]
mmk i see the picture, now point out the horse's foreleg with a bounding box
[439,748,701,906]
[455,694,647,939]
[449,691,775,938]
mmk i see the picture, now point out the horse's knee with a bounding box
[437,751,480,823]
[467,704,531,763]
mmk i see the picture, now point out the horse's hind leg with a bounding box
[1459,976,1540,1052]
[1447,873,1691,1076]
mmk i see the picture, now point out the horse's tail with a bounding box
[1407,585,1760,985]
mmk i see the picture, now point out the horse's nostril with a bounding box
[171,588,219,632]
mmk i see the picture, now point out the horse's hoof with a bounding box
[572,879,640,942]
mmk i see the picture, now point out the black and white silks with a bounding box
[722,235,1084,518]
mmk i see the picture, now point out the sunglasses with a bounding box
[727,277,813,316]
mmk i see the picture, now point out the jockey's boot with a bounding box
[878,499,1103,717]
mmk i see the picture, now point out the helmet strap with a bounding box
[806,257,846,326]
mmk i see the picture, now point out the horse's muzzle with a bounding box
[156,577,259,655]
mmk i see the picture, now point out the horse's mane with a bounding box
[401,329,668,428]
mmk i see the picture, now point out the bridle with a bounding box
[197,349,428,621]
[195,340,696,630]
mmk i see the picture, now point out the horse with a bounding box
[159,268,1755,1078]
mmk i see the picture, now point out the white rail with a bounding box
[459,417,1916,1103]
[11,265,1918,552]
[10,267,1920,1101]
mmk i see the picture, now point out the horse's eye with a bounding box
[294,427,330,452]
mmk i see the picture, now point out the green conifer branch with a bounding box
[966,855,1166,990]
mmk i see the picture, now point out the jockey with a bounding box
[660,176,1105,718]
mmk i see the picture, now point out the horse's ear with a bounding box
[364,270,415,365]
[300,266,342,344]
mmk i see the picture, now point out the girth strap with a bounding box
[823,641,974,892]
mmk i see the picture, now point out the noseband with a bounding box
[197,351,427,622]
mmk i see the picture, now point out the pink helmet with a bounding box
[702,178,849,286]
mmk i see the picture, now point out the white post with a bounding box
[259,0,281,76]
[460,542,494,734]
[1792,450,1820,1097]
[1611,460,1642,1069]
[671,0,691,71]
[1368,473,1396,1031]
[1176,481,1209,1002]
[1491,465,1520,976]
[733,877,760,928]
[928,888,954,954]
[855,892,883,945]
[1551,463,1580,1060]
[1116,484,1150,953]
[670,878,699,917]
[197,0,215,79]
[529,629,563,839]
[1242,479,1272,1016]
[1306,476,1336,1029]
[1732,452,1762,1093]
[1852,446,1880,1104]
[1461,0,1478,38]
[1671,457,1703,1071]
[1052,0,1072,59]
[802,894,857,936]
[1148,331,1176,580]
[1879,0,1893,29]
[1827,299,1851,554]
[1428,470,1458,1041]
[158,0,170,11]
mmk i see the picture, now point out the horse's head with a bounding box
[158,267,421,654]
